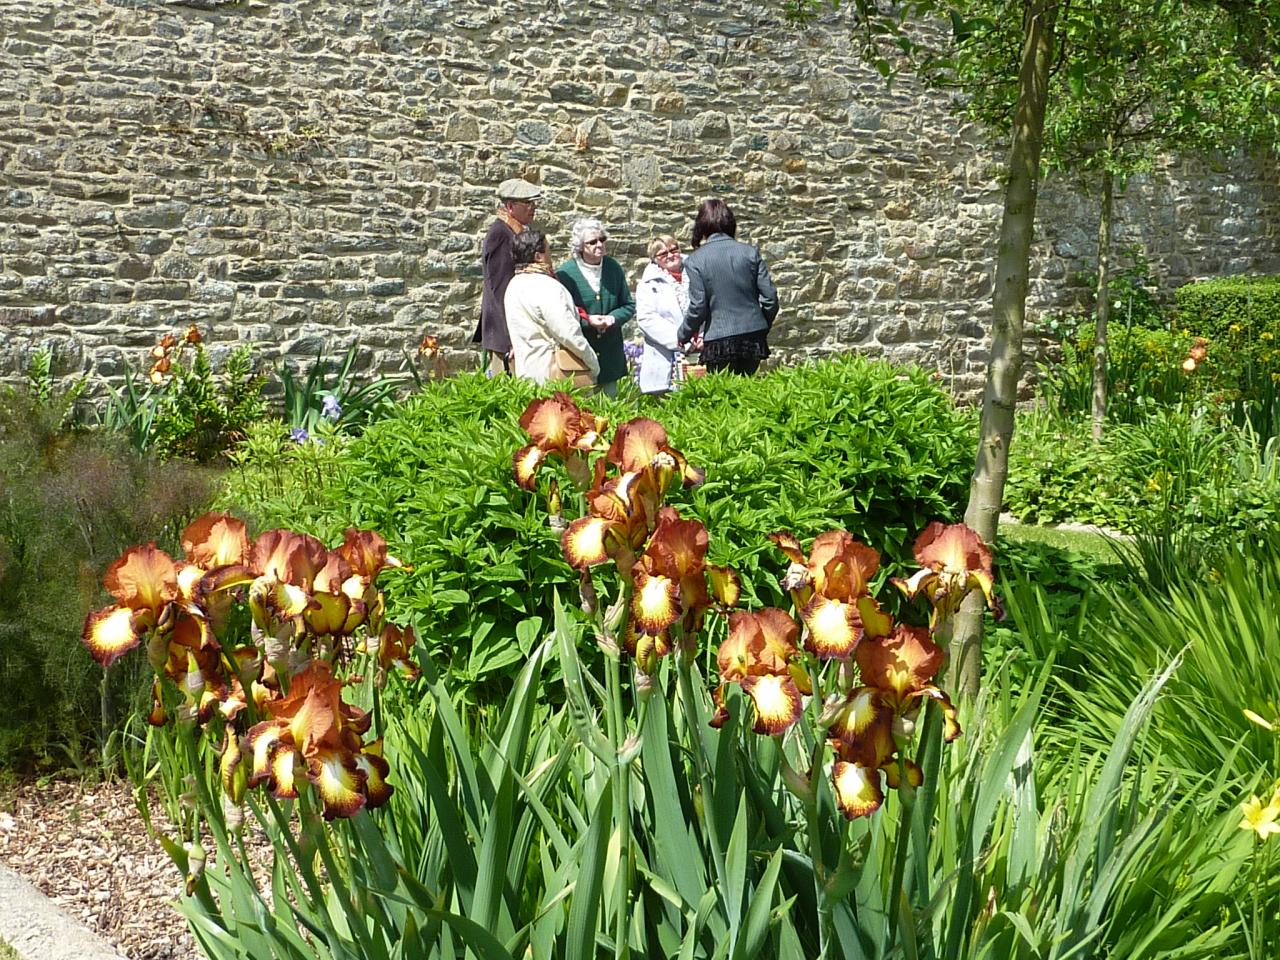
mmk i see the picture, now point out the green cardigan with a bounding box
[556,256,635,386]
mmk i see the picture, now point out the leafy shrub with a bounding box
[0,389,216,771]
[1008,406,1280,549]
[217,357,975,702]
[278,344,407,435]
[1006,410,1125,526]
[1175,274,1280,406]
[150,340,267,464]
[1036,322,1198,421]
[99,329,268,464]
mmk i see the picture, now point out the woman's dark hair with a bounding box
[511,228,547,267]
[691,197,737,248]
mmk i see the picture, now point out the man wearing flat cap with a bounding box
[473,178,541,374]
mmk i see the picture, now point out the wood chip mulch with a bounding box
[0,777,201,960]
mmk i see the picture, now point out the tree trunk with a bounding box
[949,0,1058,700]
[1092,165,1114,440]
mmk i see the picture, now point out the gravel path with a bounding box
[0,779,198,960]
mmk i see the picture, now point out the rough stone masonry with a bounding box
[1,0,1278,398]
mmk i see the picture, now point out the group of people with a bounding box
[472,179,779,396]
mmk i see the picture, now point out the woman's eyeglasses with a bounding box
[583,237,607,246]
[656,248,680,259]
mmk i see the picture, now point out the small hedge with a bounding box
[1175,275,1280,403]
[218,357,975,697]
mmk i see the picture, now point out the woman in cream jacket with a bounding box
[505,229,600,385]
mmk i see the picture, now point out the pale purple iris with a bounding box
[290,427,309,443]
[321,395,342,420]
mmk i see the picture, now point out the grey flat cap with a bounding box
[497,178,542,201]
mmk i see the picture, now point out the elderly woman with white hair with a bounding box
[556,217,634,397]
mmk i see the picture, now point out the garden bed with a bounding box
[0,779,196,960]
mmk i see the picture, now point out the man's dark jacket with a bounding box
[473,218,517,354]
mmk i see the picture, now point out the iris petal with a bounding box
[707,564,741,607]
[832,761,884,819]
[801,596,861,659]
[562,516,615,569]
[104,543,179,613]
[631,569,681,635]
[308,747,368,820]
[513,443,546,490]
[81,605,143,668]
[182,513,250,569]
[740,674,803,734]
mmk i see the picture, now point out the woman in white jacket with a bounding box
[505,229,600,385]
[634,235,689,396]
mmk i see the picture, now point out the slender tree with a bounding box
[956,0,1277,440]
[789,0,1280,697]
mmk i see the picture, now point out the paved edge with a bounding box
[0,863,127,960]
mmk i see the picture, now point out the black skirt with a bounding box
[701,331,770,375]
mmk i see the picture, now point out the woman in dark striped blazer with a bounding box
[677,198,779,375]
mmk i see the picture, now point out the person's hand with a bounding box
[691,334,704,351]
[589,314,614,331]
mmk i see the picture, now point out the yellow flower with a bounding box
[1239,794,1280,840]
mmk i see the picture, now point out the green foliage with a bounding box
[100,370,163,457]
[947,0,1275,178]
[1035,322,1197,422]
[278,344,406,435]
[1066,539,1280,794]
[217,358,975,703]
[150,342,268,464]
[134,595,1268,959]
[1007,406,1280,547]
[1175,275,1280,408]
[986,533,1125,689]
[0,387,215,771]
[1006,409,1124,526]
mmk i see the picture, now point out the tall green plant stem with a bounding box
[953,0,1059,699]
[675,658,728,893]
[604,652,633,960]
[886,753,923,946]
[801,741,830,958]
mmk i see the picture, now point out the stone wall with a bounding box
[2,0,1278,398]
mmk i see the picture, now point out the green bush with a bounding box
[217,357,975,702]
[0,389,217,772]
[1007,406,1280,549]
[1036,322,1199,421]
[1175,274,1280,406]
[100,331,268,464]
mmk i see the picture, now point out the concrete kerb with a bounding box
[0,864,126,960]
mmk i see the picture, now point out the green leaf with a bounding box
[730,848,783,960]
[567,778,613,960]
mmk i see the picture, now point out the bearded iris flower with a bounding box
[514,392,609,491]
[243,661,388,819]
[712,608,806,734]
[892,522,1002,625]
[82,542,182,668]
[769,529,886,660]
[82,513,412,820]
[722,525,996,820]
